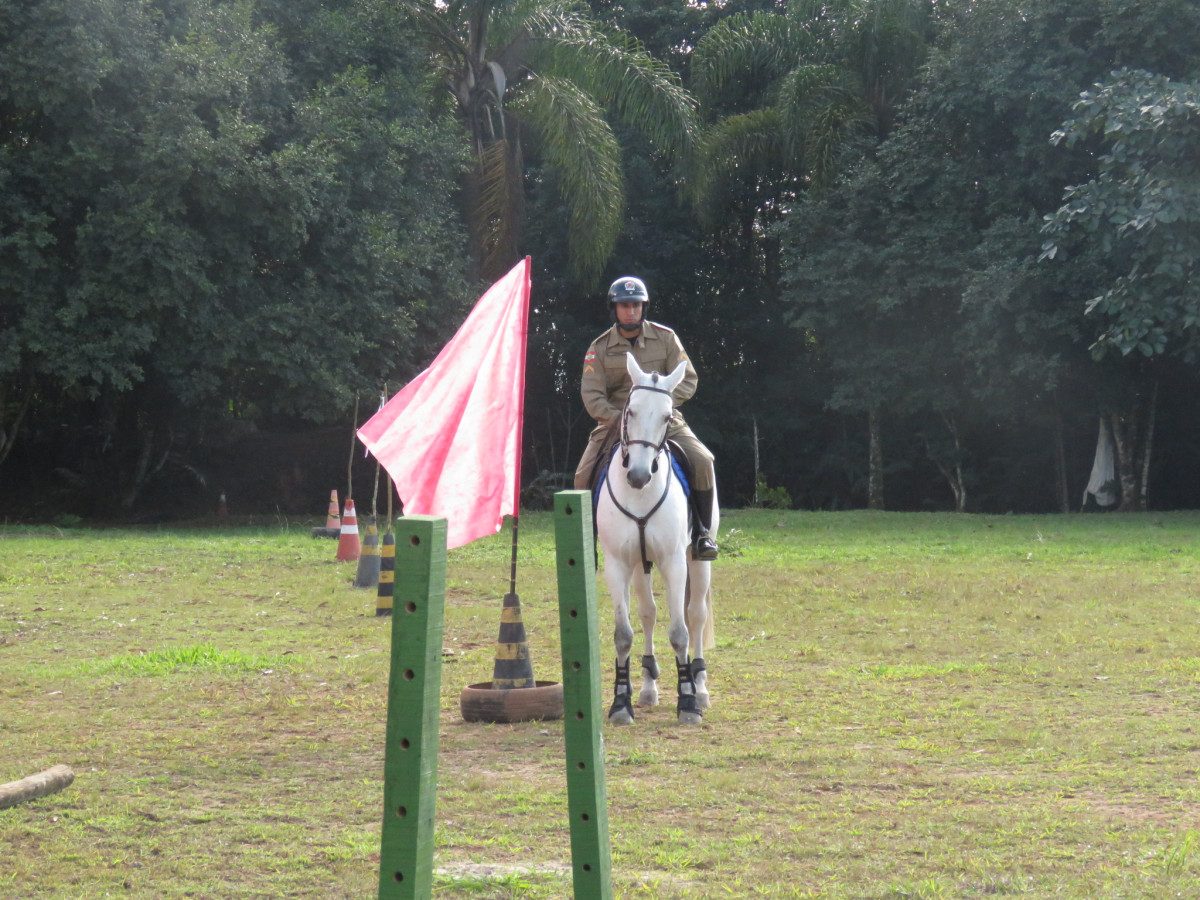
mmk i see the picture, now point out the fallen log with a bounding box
[0,765,75,810]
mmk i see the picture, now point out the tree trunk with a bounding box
[752,415,761,506]
[1138,379,1159,511]
[1053,400,1070,513]
[1109,410,1139,512]
[942,413,967,513]
[867,405,884,510]
[0,381,34,469]
[0,765,74,809]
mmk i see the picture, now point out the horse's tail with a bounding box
[702,582,715,651]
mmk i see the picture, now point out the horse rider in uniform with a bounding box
[574,276,719,560]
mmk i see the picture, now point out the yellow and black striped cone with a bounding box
[491,593,535,689]
[375,531,395,616]
[354,519,380,588]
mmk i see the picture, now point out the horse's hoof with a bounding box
[677,710,703,725]
[696,691,711,710]
[637,688,659,707]
[609,709,634,726]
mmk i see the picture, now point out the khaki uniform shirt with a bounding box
[581,321,698,428]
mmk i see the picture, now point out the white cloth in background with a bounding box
[1083,417,1118,508]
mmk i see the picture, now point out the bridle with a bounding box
[606,382,675,574]
[618,383,672,472]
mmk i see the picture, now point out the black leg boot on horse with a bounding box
[691,488,719,560]
[676,657,703,725]
[609,657,635,725]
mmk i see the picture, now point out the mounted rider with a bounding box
[574,276,719,560]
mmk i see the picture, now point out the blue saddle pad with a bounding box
[594,445,690,509]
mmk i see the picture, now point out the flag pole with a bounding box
[508,257,532,597]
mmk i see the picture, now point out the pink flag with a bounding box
[357,258,530,549]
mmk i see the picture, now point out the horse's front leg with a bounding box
[660,554,700,725]
[687,559,712,710]
[603,556,637,725]
[632,567,659,708]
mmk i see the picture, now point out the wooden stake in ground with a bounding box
[0,765,75,809]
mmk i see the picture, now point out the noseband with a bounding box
[607,382,675,575]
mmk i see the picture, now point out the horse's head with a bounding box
[621,355,687,489]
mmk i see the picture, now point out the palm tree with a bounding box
[689,0,931,213]
[399,0,696,281]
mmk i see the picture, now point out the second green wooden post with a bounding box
[378,517,447,899]
[553,490,613,899]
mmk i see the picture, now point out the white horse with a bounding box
[595,354,718,726]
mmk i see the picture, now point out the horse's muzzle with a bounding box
[626,466,651,489]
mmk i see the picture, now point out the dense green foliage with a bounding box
[1,0,1197,518]
[0,0,469,509]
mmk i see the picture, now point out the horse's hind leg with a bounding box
[603,558,636,725]
[686,559,713,710]
[633,568,659,708]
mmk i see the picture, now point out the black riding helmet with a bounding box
[608,276,648,330]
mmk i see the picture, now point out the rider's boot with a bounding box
[691,488,718,560]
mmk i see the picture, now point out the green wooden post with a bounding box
[553,491,613,899]
[378,517,447,899]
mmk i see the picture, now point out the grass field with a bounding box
[2,509,1199,897]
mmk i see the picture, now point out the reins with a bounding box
[606,383,675,575]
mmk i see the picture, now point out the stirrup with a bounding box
[693,534,718,560]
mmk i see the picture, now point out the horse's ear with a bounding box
[625,352,647,383]
[661,360,688,394]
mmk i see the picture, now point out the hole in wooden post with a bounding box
[394,871,404,882]
[581,812,590,822]
[572,661,581,671]
[397,806,407,817]
[565,505,573,515]
[410,535,420,546]
[583,863,592,872]
[569,609,578,618]
[405,601,416,613]
[403,669,414,681]
[576,710,584,720]
[400,738,410,750]
[577,761,586,770]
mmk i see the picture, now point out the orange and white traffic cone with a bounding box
[325,490,340,529]
[311,489,342,538]
[336,498,361,562]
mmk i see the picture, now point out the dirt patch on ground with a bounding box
[1078,791,1200,826]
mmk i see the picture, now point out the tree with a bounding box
[1042,69,1200,361]
[1041,69,1200,509]
[398,0,696,281]
[692,0,933,508]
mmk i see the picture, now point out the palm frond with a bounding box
[854,0,931,118]
[394,0,471,70]
[802,92,873,190]
[509,75,623,282]
[776,64,871,169]
[690,109,786,226]
[691,12,813,104]
[469,137,525,280]
[517,8,696,159]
